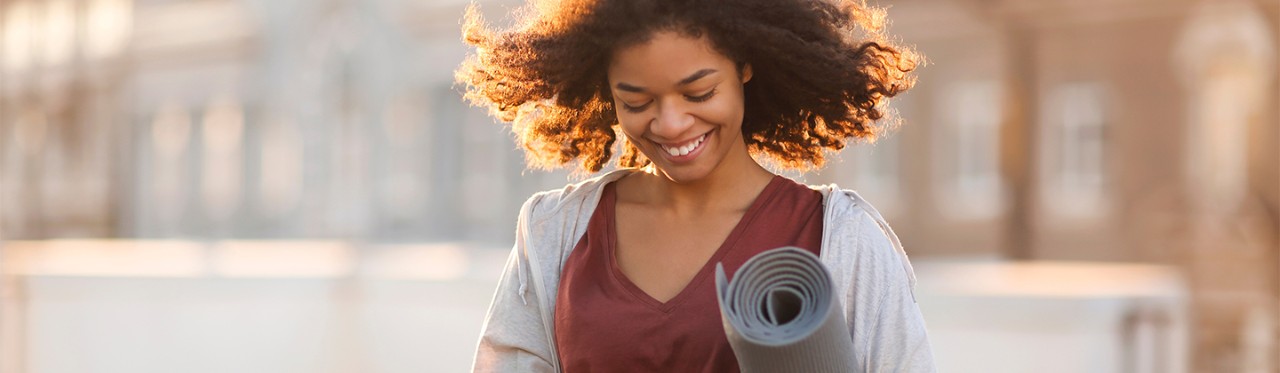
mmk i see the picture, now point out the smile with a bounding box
[658,131,710,157]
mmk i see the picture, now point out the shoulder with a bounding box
[507,169,638,310]
[819,186,894,254]
[513,169,636,266]
[519,169,636,224]
[815,184,918,295]
[809,184,884,234]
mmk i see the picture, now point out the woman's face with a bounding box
[607,30,753,183]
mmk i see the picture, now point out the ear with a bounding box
[740,63,753,84]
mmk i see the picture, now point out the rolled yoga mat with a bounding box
[715,246,855,372]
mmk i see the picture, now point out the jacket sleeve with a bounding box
[846,205,936,372]
[472,195,557,373]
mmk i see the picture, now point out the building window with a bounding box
[378,93,429,222]
[149,102,192,235]
[258,113,303,218]
[424,84,466,240]
[935,80,1004,219]
[1190,66,1253,210]
[1173,0,1275,213]
[461,104,508,238]
[1041,82,1109,217]
[200,94,244,222]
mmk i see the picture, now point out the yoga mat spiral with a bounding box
[715,246,856,373]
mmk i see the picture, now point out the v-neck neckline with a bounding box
[604,176,784,313]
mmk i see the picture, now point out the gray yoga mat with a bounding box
[715,246,856,372]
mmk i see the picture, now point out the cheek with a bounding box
[615,115,648,142]
[703,97,745,128]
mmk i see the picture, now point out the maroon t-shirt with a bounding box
[553,176,824,372]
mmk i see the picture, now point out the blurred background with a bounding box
[0,0,1275,372]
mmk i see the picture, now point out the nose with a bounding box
[650,99,694,139]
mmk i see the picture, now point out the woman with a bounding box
[457,0,934,371]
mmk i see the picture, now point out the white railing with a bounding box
[0,241,1190,373]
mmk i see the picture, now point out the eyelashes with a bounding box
[620,89,719,113]
[620,102,647,113]
[685,89,718,103]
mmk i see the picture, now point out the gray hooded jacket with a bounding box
[472,170,936,372]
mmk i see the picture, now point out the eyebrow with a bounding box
[615,68,718,93]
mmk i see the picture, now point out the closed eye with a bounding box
[622,88,716,113]
[622,100,655,114]
[686,89,717,103]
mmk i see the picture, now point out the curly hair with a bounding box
[456,0,919,173]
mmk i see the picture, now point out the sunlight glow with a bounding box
[210,241,353,278]
[916,261,1186,298]
[2,240,205,277]
[85,0,132,58]
[3,2,34,72]
[41,0,75,66]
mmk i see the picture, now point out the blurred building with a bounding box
[0,0,1277,371]
[0,0,570,246]
[810,1,1279,370]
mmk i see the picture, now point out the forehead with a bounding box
[607,31,734,87]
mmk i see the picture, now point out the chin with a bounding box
[655,167,712,184]
[644,144,739,185]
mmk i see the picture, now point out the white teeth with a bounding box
[661,133,707,157]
